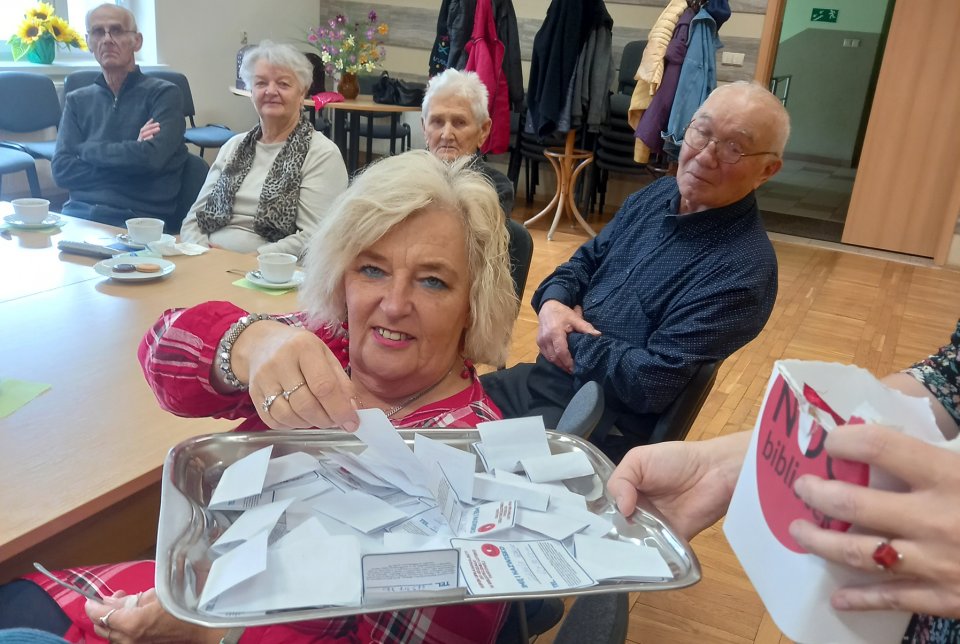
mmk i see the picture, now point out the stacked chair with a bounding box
[584,40,669,216]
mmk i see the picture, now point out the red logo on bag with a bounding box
[478,523,496,533]
[756,375,869,553]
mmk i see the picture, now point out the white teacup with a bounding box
[125,217,165,244]
[11,198,50,224]
[257,252,298,283]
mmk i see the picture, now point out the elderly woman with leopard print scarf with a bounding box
[180,41,348,257]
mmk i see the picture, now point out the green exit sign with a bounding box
[811,8,839,22]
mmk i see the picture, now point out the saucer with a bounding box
[116,232,175,249]
[4,213,65,229]
[245,270,304,290]
[94,257,176,281]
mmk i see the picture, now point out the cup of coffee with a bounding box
[257,252,298,283]
[125,217,165,244]
[11,198,50,224]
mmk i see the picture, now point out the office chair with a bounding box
[169,153,210,234]
[648,359,723,444]
[554,381,605,439]
[608,40,646,123]
[553,592,629,644]
[506,218,533,303]
[0,72,61,161]
[146,70,237,156]
[0,147,42,199]
[63,70,100,95]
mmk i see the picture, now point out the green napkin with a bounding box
[0,378,52,418]
[232,278,295,296]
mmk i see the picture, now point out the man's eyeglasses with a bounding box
[682,123,779,164]
[87,26,137,41]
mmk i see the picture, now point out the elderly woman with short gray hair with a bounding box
[180,40,348,256]
[422,68,514,218]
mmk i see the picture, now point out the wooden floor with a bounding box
[504,200,960,644]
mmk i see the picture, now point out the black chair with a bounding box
[169,153,209,233]
[341,74,412,162]
[63,70,100,95]
[0,147,42,199]
[553,592,629,644]
[506,218,533,304]
[146,70,237,156]
[0,72,61,161]
[648,359,723,444]
[497,219,534,369]
[608,40,646,123]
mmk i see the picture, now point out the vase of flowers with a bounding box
[9,2,87,64]
[307,10,389,99]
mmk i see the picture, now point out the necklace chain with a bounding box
[351,367,453,419]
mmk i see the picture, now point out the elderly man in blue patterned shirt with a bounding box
[482,81,788,461]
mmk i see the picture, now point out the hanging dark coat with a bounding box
[525,0,599,137]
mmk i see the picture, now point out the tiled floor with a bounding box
[756,159,856,242]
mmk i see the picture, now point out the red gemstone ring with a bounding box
[872,539,903,571]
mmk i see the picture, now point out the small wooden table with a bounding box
[0,213,298,581]
[523,130,597,241]
[229,87,421,174]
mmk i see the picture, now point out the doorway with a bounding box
[756,0,893,243]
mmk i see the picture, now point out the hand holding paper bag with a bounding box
[789,423,960,620]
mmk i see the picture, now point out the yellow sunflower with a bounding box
[16,17,45,44]
[63,27,88,50]
[46,15,71,42]
[26,2,55,21]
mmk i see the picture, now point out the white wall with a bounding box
[152,0,321,138]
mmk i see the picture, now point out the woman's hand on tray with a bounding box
[86,588,226,643]
[608,431,751,541]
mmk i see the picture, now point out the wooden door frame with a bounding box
[754,0,786,85]
[753,0,956,264]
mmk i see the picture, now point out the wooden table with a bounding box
[229,87,421,174]
[0,213,298,582]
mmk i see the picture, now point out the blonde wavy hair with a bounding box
[299,150,517,366]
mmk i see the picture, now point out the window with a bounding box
[0,0,116,59]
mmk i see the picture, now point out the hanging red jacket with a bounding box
[465,0,510,154]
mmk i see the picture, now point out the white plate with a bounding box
[116,232,175,249]
[3,213,65,229]
[245,270,304,289]
[94,257,176,281]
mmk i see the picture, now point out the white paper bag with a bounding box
[724,360,944,644]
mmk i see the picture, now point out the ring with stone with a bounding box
[872,539,903,571]
[262,392,280,413]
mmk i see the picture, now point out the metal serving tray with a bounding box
[156,429,701,628]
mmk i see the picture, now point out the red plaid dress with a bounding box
[25,302,508,643]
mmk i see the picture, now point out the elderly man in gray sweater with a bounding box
[52,3,187,229]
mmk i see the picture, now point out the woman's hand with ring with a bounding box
[86,589,225,643]
[231,320,359,431]
[788,424,960,618]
